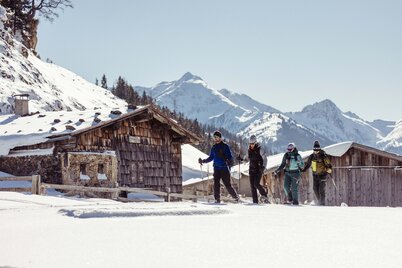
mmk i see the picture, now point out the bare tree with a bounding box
[1,0,73,51]
[22,0,73,22]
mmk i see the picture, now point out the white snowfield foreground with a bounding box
[1,192,402,268]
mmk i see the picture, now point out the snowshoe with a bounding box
[259,196,270,204]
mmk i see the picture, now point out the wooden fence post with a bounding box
[31,175,41,195]
[166,187,171,202]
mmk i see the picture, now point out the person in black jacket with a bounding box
[238,135,269,204]
[199,130,239,203]
[302,141,332,205]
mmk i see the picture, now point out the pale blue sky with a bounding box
[37,0,402,121]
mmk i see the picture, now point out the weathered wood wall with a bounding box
[73,117,184,193]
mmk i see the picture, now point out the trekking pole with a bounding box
[238,156,241,196]
[265,175,276,204]
[329,173,338,192]
[274,175,282,204]
[200,164,205,200]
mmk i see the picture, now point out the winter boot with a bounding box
[260,196,270,204]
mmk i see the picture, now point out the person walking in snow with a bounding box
[302,140,332,206]
[198,130,239,203]
[238,135,269,204]
[273,143,304,205]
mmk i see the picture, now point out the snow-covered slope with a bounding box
[369,119,396,136]
[136,72,287,133]
[218,88,279,114]
[287,99,384,147]
[0,7,126,114]
[238,112,332,152]
[377,120,402,155]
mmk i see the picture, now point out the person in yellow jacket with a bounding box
[302,141,332,205]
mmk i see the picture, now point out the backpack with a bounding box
[285,152,302,171]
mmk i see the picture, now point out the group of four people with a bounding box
[198,130,332,205]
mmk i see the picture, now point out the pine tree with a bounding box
[101,74,108,89]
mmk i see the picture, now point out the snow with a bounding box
[5,147,54,157]
[324,141,354,157]
[97,173,107,180]
[0,108,130,156]
[0,15,127,116]
[377,120,402,155]
[181,144,213,181]
[1,191,402,268]
[0,170,32,189]
[80,172,90,180]
[0,171,13,177]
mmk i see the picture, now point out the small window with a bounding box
[80,164,87,175]
[98,164,105,174]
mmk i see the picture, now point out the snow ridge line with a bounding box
[59,206,232,219]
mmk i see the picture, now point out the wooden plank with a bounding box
[0,176,34,181]
[42,183,120,194]
[0,188,32,192]
[118,186,168,197]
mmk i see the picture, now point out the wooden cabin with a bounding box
[263,142,402,207]
[0,105,201,195]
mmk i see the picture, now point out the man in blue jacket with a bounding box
[199,130,239,203]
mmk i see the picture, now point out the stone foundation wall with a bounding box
[0,155,61,183]
[61,152,118,188]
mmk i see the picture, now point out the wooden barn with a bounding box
[0,105,201,195]
[263,142,402,207]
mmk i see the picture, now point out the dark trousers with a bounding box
[213,169,238,201]
[284,171,301,205]
[313,174,327,205]
[249,171,267,203]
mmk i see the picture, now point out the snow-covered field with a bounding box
[1,192,402,268]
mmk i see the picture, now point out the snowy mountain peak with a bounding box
[219,88,234,96]
[301,99,341,115]
[178,72,203,83]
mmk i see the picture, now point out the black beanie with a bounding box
[313,140,321,150]
[213,130,222,138]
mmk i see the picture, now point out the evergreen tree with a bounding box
[101,74,108,89]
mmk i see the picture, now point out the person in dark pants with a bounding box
[238,135,269,204]
[302,140,332,205]
[199,130,239,203]
[274,143,304,205]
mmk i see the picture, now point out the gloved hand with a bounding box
[261,167,266,174]
[327,168,332,174]
[236,155,243,162]
[198,158,203,165]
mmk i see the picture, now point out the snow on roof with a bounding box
[5,147,54,157]
[0,107,129,156]
[323,141,354,157]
